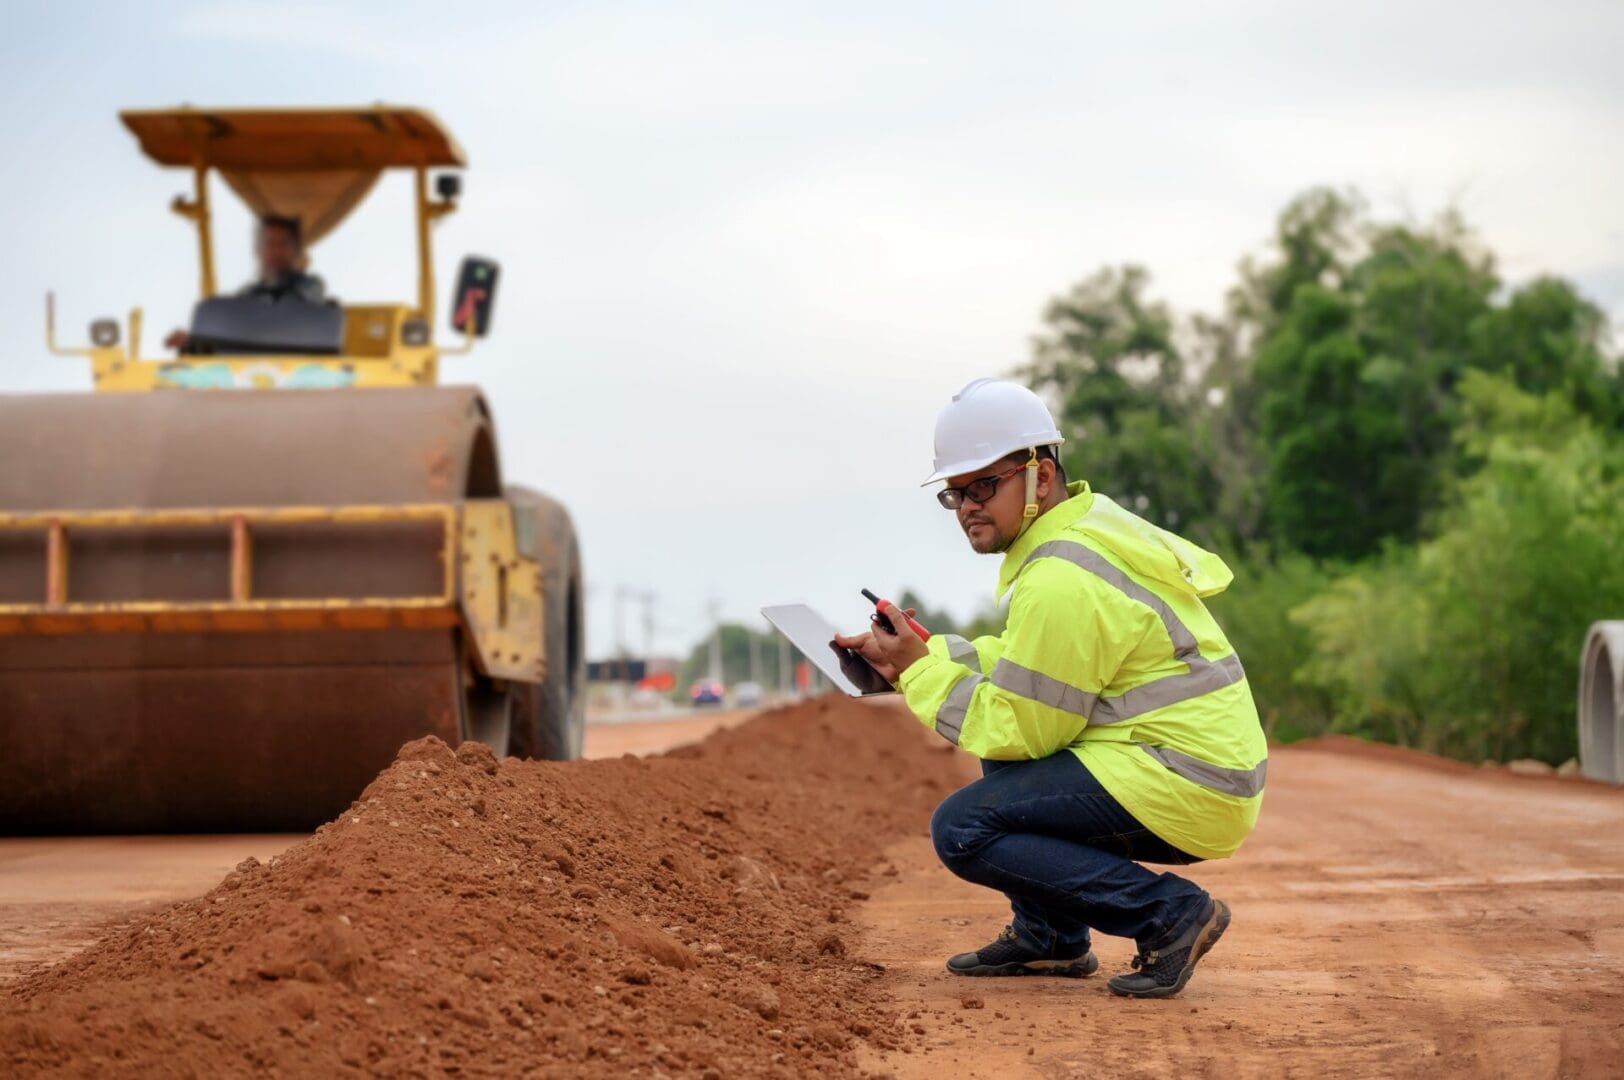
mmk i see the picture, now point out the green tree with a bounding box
[1226,187,1363,337]
[1293,374,1624,762]
[1204,548,1339,741]
[1020,265,1217,535]
[1194,188,1365,548]
[1468,276,1622,428]
[1252,215,1500,558]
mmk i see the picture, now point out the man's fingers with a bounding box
[840,634,887,666]
[878,601,919,640]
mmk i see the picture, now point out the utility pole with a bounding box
[778,631,791,697]
[612,585,628,693]
[635,590,656,661]
[618,587,657,660]
[748,619,762,686]
[706,596,723,683]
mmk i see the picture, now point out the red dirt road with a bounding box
[3,704,1622,1077]
[856,728,1624,1079]
[0,836,300,981]
[578,708,756,759]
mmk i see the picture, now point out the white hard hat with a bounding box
[922,378,1064,485]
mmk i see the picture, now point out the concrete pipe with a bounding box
[1578,621,1624,784]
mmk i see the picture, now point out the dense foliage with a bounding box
[1021,188,1623,762]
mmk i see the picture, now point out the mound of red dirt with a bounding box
[3,697,962,1077]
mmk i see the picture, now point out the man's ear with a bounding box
[1038,459,1058,500]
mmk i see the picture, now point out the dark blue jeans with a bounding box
[930,752,1210,955]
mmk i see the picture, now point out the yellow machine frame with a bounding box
[29,107,542,683]
[0,500,542,683]
[48,107,476,392]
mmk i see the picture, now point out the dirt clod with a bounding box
[817,932,848,958]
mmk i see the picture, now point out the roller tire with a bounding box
[458,631,514,755]
[508,489,586,761]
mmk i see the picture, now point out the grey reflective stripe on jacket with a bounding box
[1139,744,1267,798]
[934,671,983,746]
[936,661,1095,747]
[1019,539,1264,797]
[990,657,1096,719]
[1021,540,1247,725]
[940,634,983,671]
[934,665,1266,797]
[1092,653,1246,725]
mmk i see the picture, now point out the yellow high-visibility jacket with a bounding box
[898,481,1266,859]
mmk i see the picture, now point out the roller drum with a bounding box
[0,387,507,832]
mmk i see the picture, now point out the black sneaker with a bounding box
[945,925,1099,978]
[1107,897,1230,999]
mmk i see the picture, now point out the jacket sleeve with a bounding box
[926,630,1005,674]
[897,558,1154,759]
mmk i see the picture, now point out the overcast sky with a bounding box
[5,1,1621,662]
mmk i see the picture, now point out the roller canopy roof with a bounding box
[119,106,467,171]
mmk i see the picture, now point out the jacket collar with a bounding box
[997,480,1093,599]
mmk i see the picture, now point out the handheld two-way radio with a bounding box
[861,588,931,641]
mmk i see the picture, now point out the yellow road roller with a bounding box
[0,107,585,832]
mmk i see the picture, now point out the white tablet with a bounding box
[760,603,898,697]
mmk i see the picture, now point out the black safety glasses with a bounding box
[937,463,1026,510]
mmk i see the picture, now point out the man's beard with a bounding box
[963,518,1010,554]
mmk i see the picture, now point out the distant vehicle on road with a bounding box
[689,680,725,707]
[733,682,764,708]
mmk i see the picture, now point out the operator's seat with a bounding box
[186,294,344,355]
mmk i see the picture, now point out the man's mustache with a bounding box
[961,514,994,529]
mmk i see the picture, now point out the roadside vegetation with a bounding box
[1017,188,1624,763]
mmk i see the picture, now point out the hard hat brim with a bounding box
[920,451,1008,486]
[922,441,1058,487]
[920,436,1064,486]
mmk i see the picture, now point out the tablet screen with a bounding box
[761,603,898,697]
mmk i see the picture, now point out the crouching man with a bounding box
[836,378,1266,998]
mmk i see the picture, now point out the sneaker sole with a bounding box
[1107,898,1230,999]
[947,954,1099,979]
